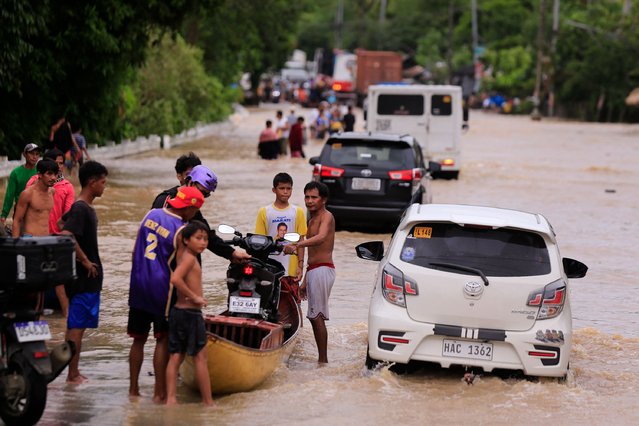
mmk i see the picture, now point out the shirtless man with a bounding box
[284,181,335,363]
[12,159,58,237]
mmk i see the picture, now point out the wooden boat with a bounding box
[179,285,302,395]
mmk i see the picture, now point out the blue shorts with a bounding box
[68,292,100,329]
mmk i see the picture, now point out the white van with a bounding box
[366,84,466,179]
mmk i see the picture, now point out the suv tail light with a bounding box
[526,279,566,319]
[314,164,344,178]
[381,263,418,308]
[388,168,422,182]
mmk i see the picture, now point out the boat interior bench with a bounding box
[204,315,284,350]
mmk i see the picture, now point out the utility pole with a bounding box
[548,0,560,117]
[335,0,344,49]
[447,0,454,84]
[378,0,387,49]
[531,0,546,121]
[471,0,480,92]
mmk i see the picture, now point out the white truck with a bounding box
[365,84,467,179]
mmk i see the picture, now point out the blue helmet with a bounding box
[187,165,218,193]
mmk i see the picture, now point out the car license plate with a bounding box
[351,178,381,191]
[13,321,52,343]
[442,339,493,361]
[229,296,260,314]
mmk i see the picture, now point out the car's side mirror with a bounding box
[309,156,319,166]
[562,257,588,278]
[428,161,441,173]
[356,241,384,261]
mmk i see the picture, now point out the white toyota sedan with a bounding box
[356,204,588,378]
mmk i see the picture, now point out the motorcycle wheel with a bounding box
[0,353,48,426]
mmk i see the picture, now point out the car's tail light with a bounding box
[316,165,344,178]
[527,279,566,319]
[388,168,422,182]
[381,263,418,307]
[441,158,455,166]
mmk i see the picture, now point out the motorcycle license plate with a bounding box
[14,321,52,343]
[229,296,260,314]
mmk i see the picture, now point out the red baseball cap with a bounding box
[167,186,204,209]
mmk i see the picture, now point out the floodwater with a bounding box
[2,106,639,425]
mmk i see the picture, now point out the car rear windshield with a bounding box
[377,94,424,115]
[399,222,551,277]
[323,140,414,169]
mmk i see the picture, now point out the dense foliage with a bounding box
[2,0,638,157]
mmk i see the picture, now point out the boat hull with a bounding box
[180,288,302,395]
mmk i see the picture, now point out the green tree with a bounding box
[0,0,214,158]
[124,34,236,137]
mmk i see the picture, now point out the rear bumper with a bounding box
[368,299,571,378]
[327,204,406,222]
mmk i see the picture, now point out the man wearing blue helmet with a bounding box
[153,163,249,263]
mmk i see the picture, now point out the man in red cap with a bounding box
[127,186,205,402]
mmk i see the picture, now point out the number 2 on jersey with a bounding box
[145,233,158,260]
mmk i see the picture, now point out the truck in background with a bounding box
[365,84,467,179]
[331,49,403,105]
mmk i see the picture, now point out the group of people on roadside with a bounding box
[125,154,336,405]
[258,105,356,160]
[0,141,109,385]
[258,109,307,159]
[1,144,337,406]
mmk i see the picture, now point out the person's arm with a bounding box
[11,191,29,238]
[60,230,98,278]
[63,183,75,214]
[1,170,18,220]
[254,207,267,235]
[284,213,334,253]
[68,123,81,153]
[171,255,206,307]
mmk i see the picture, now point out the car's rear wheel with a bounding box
[365,346,379,370]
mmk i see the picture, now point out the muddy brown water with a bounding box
[1,106,638,425]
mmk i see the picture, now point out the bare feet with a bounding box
[66,374,88,384]
[165,398,178,406]
[152,395,166,404]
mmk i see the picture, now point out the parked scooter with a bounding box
[0,236,77,426]
[218,225,299,323]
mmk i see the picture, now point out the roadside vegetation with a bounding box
[1,0,638,158]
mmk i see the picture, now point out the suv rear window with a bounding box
[431,94,452,116]
[377,94,424,115]
[323,140,415,169]
[399,223,551,277]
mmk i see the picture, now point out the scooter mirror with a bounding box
[217,224,236,234]
[283,232,300,243]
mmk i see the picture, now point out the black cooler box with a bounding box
[0,236,77,292]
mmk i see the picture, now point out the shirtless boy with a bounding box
[165,221,213,405]
[284,181,335,363]
[12,159,58,237]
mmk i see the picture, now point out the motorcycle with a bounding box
[0,236,77,426]
[217,225,299,323]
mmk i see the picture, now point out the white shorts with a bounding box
[306,265,336,320]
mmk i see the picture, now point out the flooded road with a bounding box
[3,106,639,425]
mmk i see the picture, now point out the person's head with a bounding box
[23,143,41,166]
[272,172,293,203]
[36,159,59,188]
[265,120,273,128]
[181,220,209,255]
[186,165,217,198]
[79,160,108,197]
[44,148,65,173]
[297,117,304,124]
[167,186,204,221]
[276,222,288,239]
[347,105,353,112]
[304,181,329,212]
[276,110,283,118]
[175,152,201,185]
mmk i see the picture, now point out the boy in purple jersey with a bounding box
[127,186,204,403]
